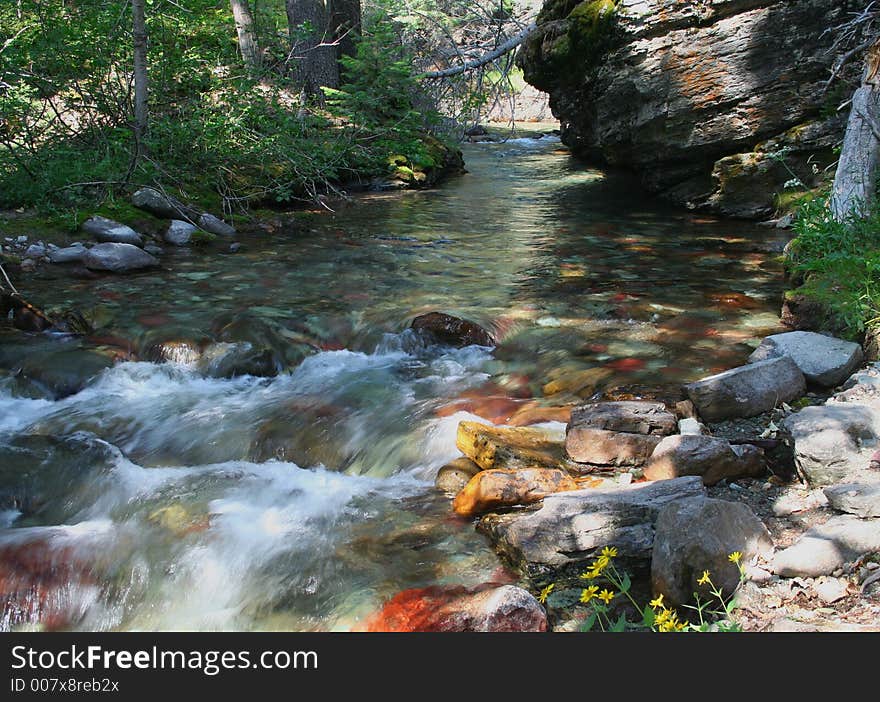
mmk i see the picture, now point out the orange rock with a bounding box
[507,403,572,427]
[456,421,571,471]
[452,467,579,517]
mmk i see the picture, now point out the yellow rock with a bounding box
[452,468,579,517]
[456,421,572,472]
[542,367,614,396]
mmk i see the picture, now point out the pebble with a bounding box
[16,235,27,243]
[229,242,241,253]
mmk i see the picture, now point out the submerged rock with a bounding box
[683,356,806,421]
[81,216,143,247]
[478,475,706,571]
[651,496,774,608]
[82,243,159,273]
[748,331,863,388]
[452,467,579,517]
[435,457,482,494]
[644,434,766,486]
[411,312,495,347]
[18,348,115,399]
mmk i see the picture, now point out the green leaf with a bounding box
[641,604,655,628]
[611,613,627,632]
[580,612,597,632]
[619,572,631,594]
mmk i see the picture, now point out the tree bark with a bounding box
[132,0,148,145]
[831,40,880,221]
[230,0,262,70]
[330,0,360,61]
[285,0,339,98]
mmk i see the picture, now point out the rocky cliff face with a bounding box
[518,0,855,217]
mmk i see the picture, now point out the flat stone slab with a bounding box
[772,514,880,577]
[81,216,143,247]
[683,356,806,421]
[823,482,880,518]
[82,242,159,273]
[565,427,661,466]
[477,475,706,571]
[783,403,880,485]
[644,434,765,486]
[568,401,677,435]
[748,331,863,388]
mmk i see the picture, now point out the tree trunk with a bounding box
[831,40,880,221]
[330,0,360,62]
[230,0,262,70]
[132,0,148,145]
[285,0,339,98]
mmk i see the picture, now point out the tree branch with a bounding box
[420,22,537,79]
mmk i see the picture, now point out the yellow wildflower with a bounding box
[601,546,618,559]
[649,594,664,608]
[597,589,615,604]
[580,585,599,604]
[538,583,554,604]
[697,570,711,586]
[579,569,599,580]
[728,551,742,564]
[595,554,610,569]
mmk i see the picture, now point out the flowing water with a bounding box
[0,134,789,631]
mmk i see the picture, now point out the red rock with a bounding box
[137,313,172,328]
[605,358,646,372]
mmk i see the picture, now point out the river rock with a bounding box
[198,213,236,236]
[565,427,661,466]
[164,220,197,246]
[363,584,547,632]
[47,244,87,264]
[81,216,144,247]
[411,312,495,347]
[478,475,706,571]
[435,457,482,494]
[823,482,880,518]
[18,348,115,399]
[132,187,199,221]
[82,242,159,272]
[683,356,806,421]
[651,496,774,607]
[453,467,579,517]
[146,339,203,365]
[568,400,677,435]
[644,434,766,486]
[783,403,880,485]
[518,0,848,216]
[772,514,880,577]
[678,417,706,435]
[24,243,46,258]
[748,331,864,388]
[456,421,574,472]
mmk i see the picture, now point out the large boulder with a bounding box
[198,213,236,237]
[643,434,766,486]
[823,482,880,519]
[748,331,864,388]
[683,356,806,421]
[411,312,495,347]
[362,584,547,632]
[517,0,848,216]
[18,348,115,399]
[651,496,774,607]
[452,467,579,517]
[772,514,880,577]
[164,220,197,246]
[478,475,706,571]
[783,403,880,485]
[82,242,159,273]
[568,401,677,435]
[81,216,143,247]
[131,187,199,221]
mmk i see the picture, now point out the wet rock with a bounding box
[452,467,579,517]
[748,331,863,388]
[651,497,774,608]
[144,244,164,257]
[644,434,765,486]
[147,503,210,537]
[435,457,481,494]
[198,213,236,237]
[47,244,87,264]
[24,243,46,258]
[456,421,575,472]
[82,243,159,273]
[823,482,880,518]
[145,339,203,365]
[565,427,661,467]
[249,413,350,470]
[772,514,880,577]
[81,216,144,247]
[783,404,880,485]
[132,187,199,221]
[18,348,115,399]
[363,584,547,632]
[199,342,277,378]
[411,312,495,347]
[164,220,197,246]
[683,357,806,421]
[542,367,614,396]
[568,401,677,435]
[478,476,706,570]
[208,313,313,375]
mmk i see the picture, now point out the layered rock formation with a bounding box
[518,0,853,217]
